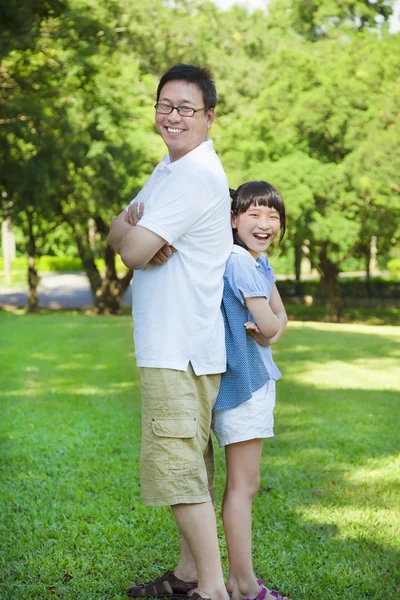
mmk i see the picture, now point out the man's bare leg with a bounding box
[172,502,229,600]
[174,486,215,582]
[174,535,198,582]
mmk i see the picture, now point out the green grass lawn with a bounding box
[0,312,399,600]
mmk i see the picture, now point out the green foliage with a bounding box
[0,256,81,273]
[1,0,399,316]
[1,312,399,599]
[0,0,67,56]
[267,0,393,40]
[269,247,295,276]
[387,258,400,278]
[0,257,26,271]
[37,256,82,272]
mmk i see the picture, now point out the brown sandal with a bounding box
[190,594,211,600]
[125,570,198,599]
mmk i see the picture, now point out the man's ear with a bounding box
[206,108,215,128]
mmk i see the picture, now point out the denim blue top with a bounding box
[214,245,281,412]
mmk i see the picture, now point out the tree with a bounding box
[267,0,394,40]
[220,23,400,319]
[0,8,67,310]
[1,0,399,319]
[344,80,400,280]
[0,1,162,312]
[0,0,67,56]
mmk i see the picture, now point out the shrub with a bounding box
[339,277,400,299]
[37,256,82,272]
[276,277,400,300]
[0,255,131,275]
[0,257,28,271]
[387,259,400,279]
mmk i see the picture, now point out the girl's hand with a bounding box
[244,321,271,347]
[125,201,144,226]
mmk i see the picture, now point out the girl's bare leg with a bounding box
[222,439,262,600]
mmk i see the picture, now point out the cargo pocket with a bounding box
[152,417,197,438]
[151,417,199,479]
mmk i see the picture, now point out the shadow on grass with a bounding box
[236,377,399,599]
[1,313,399,599]
[1,314,399,393]
[276,323,399,364]
[1,382,398,599]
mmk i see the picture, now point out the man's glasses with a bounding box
[154,103,208,118]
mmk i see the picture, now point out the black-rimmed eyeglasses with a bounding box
[154,103,208,117]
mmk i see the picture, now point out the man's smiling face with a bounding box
[155,80,214,162]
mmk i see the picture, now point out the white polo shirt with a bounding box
[129,139,232,375]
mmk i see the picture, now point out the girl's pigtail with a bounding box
[229,188,237,201]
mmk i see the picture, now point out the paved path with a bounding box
[1,270,381,310]
[0,274,132,309]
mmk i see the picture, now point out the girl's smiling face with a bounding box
[232,203,281,259]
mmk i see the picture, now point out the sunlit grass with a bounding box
[1,313,399,600]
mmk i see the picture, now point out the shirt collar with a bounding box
[231,244,262,267]
[159,139,214,173]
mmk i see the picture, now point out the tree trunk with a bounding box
[294,241,301,283]
[26,212,39,313]
[318,243,341,322]
[93,243,133,314]
[365,245,371,297]
[2,216,16,285]
[75,217,133,315]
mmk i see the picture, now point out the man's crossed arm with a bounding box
[108,203,175,270]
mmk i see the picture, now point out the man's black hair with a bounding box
[157,64,217,109]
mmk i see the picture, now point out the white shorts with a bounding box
[212,380,276,447]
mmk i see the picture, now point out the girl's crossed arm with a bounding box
[244,294,280,346]
[267,283,288,345]
[244,284,287,347]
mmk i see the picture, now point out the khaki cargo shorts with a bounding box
[139,364,220,506]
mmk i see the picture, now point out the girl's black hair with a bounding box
[230,181,286,246]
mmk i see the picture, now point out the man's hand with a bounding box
[125,201,144,226]
[125,201,176,266]
[150,245,176,266]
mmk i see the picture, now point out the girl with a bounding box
[212,181,290,600]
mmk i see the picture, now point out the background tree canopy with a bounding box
[0,0,399,317]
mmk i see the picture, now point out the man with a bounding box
[108,64,232,600]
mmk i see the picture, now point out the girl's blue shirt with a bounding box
[214,245,281,412]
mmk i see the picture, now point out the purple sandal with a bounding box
[245,580,291,600]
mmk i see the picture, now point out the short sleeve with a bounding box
[225,255,270,307]
[137,174,211,245]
